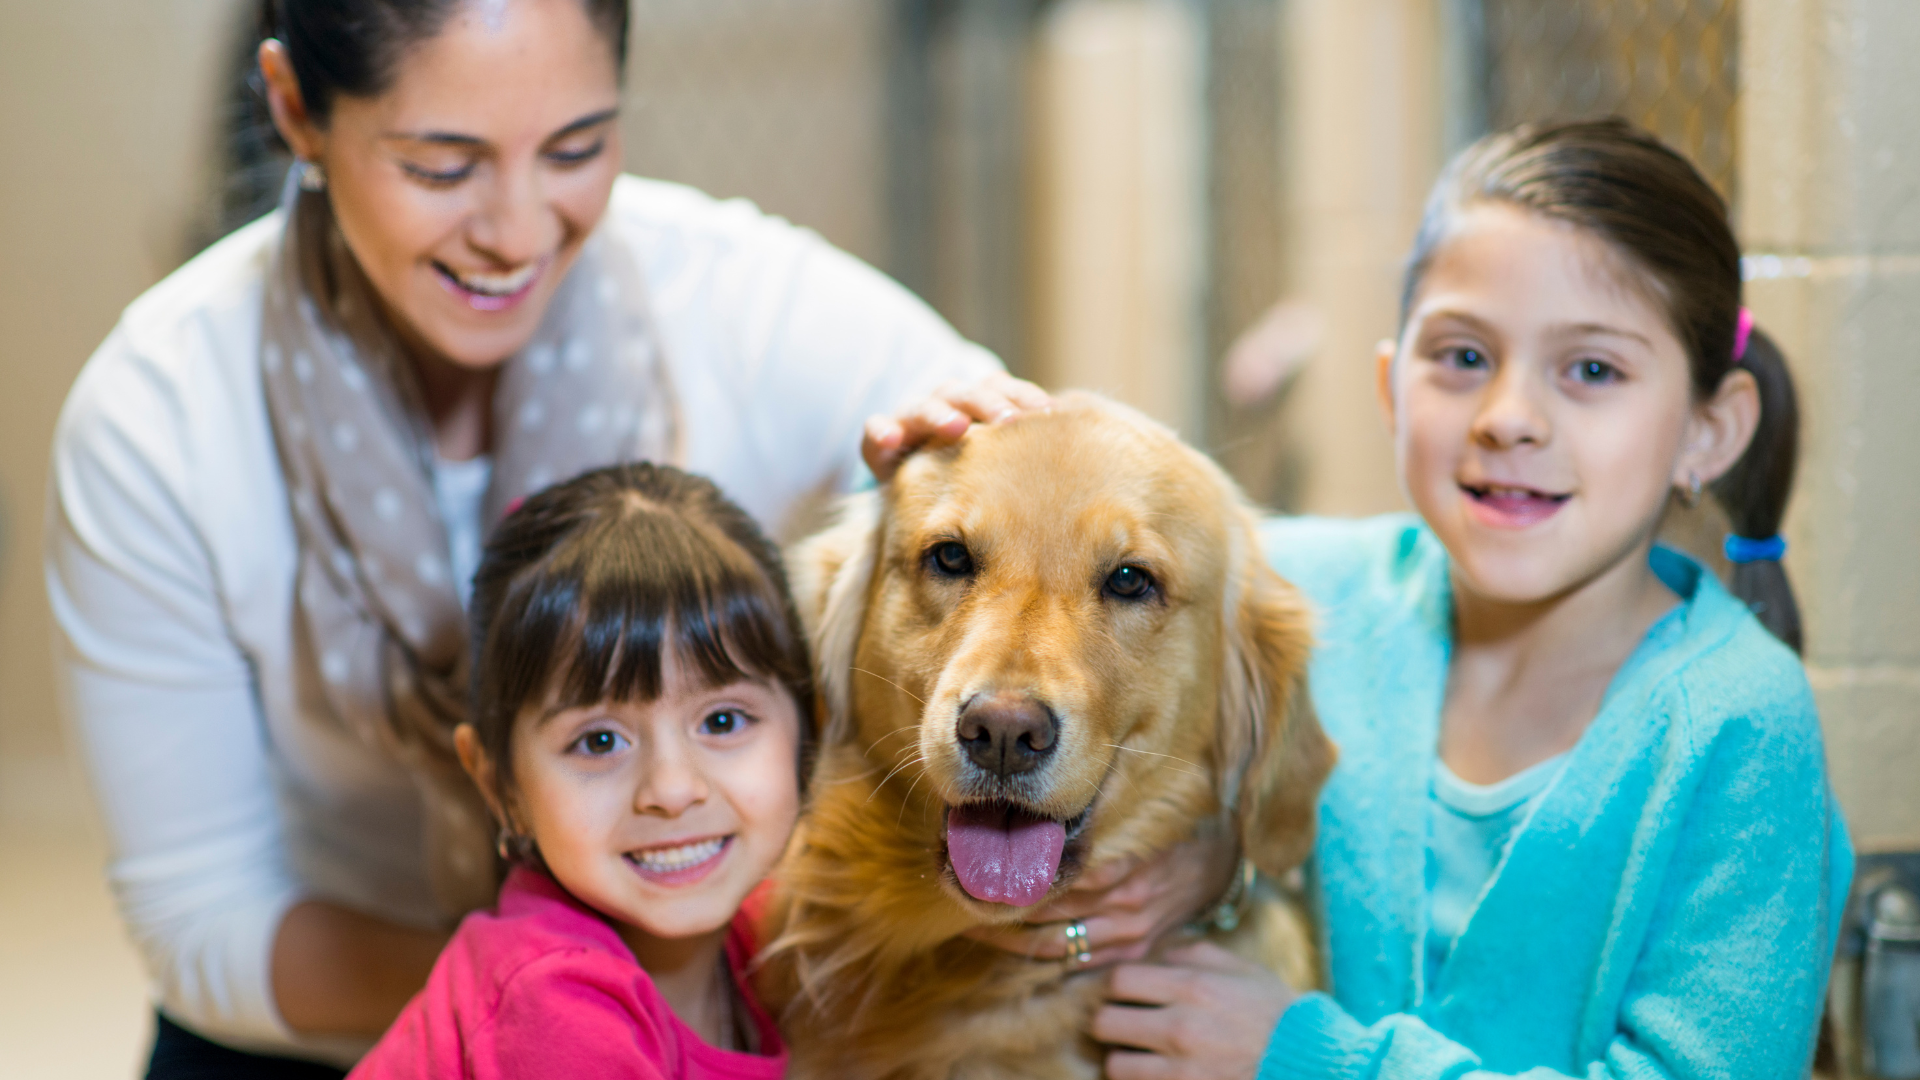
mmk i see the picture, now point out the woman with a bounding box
[46,0,1036,1072]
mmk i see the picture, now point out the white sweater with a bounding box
[45,176,997,1060]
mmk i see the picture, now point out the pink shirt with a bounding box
[350,867,787,1080]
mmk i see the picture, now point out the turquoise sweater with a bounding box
[1257,516,1852,1080]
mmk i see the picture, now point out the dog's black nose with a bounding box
[956,694,1057,777]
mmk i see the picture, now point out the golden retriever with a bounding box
[757,393,1333,1080]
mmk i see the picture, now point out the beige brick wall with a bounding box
[1742,0,1920,850]
[620,0,892,268]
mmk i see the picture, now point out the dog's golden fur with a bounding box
[757,394,1334,1080]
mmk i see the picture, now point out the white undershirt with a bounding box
[430,454,493,609]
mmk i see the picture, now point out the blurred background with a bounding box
[1,0,1914,1075]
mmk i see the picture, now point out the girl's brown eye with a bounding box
[573,729,626,756]
[700,710,748,736]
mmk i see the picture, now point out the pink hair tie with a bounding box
[502,495,526,520]
[1733,307,1755,363]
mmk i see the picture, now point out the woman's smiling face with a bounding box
[505,651,802,944]
[266,0,623,368]
[1381,202,1700,606]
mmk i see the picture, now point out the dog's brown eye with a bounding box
[929,541,974,577]
[1105,565,1153,599]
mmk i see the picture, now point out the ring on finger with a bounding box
[1063,919,1093,969]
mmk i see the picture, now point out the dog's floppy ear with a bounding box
[785,491,883,748]
[1215,515,1336,877]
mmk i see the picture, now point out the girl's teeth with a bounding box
[1479,484,1558,499]
[453,262,539,296]
[630,837,726,871]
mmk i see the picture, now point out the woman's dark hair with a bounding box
[260,0,631,126]
[468,462,817,846]
[1400,118,1803,652]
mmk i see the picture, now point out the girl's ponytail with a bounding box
[1710,325,1804,653]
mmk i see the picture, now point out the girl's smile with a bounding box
[1458,481,1572,529]
[624,834,732,885]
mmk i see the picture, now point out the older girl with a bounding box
[1020,120,1850,1079]
[47,0,1034,1073]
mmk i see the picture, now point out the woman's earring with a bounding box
[494,827,514,861]
[298,160,327,192]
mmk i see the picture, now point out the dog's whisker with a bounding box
[1089,753,1144,802]
[1066,763,1115,806]
[1105,744,1207,774]
[1137,756,1209,779]
[848,667,928,707]
[898,770,932,829]
[868,753,926,803]
[862,722,924,757]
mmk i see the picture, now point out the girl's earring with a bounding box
[494,827,514,861]
[1677,470,1703,508]
[298,160,327,192]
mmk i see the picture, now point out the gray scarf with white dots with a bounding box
[260,181,679,919]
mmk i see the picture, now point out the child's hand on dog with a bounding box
[1094,940,1298,1080]
[861,372,1051,481]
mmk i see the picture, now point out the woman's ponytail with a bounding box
[1709,325,1804,653]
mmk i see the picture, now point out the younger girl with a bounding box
[351,462,814,1079]
[1082,120,1852,1079]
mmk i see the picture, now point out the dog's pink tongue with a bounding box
[945,805,1066,907]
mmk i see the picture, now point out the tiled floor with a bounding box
[0,756,152,1079]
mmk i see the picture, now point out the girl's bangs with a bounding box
[484,505,804,722]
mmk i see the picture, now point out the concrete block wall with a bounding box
[1742,0,1920,850]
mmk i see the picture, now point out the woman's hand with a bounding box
[1093,941,1298,1080]
[862,373,1051,481]
[961,829,1236,967]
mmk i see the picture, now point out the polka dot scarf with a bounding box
[260,181,679,918]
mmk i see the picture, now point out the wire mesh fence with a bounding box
[1479,0,1740,200]
[620,0,896,270]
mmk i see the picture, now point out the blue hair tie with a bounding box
[1724,534,1787,563]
